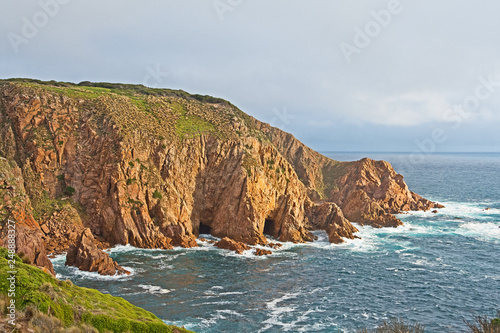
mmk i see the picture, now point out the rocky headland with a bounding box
[0,79,443,276]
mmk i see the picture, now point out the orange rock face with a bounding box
[0,157,54,275]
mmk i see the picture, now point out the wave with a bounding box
[54,264,137,281]
[258,292,338,332]
[399,200,500,220]
[456,221,500,241]
[137,284,171,294]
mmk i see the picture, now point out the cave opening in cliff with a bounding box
[199,222,212,235]
[263,219,275,236]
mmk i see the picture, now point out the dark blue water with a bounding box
[52,153,500,332]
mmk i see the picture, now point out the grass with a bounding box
[152,190,163,200]
[0,247,194,333]
[31,190,71,220]
[1,79,246,144]
[358,315,500,333]
[1,79,230,105]
[176,114,215,139]
[242,153,261,177]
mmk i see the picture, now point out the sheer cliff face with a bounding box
[0,80,441,269]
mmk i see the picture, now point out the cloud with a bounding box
[0,0,499,152]
[351,91,453,126]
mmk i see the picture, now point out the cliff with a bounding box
[0,79,442,274]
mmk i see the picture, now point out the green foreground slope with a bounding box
[0,247,193,333]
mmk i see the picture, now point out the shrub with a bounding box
[65,186,76,196]
[18,251,32,264]
[39,282,57,300]
[29,311,63,332]
[465,311,500,333]
[152,190,163,200]
[359,318,424,333]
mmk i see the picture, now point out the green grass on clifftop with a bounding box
[0,79,246,142]
[0,247,193,333]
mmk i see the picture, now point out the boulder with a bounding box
[254,248,272,256]
[266,242,282,249]
[214,237,251,254]
[66,229,129,276]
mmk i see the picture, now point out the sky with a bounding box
[1,0,500,152]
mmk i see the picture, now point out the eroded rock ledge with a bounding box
[0,80,443,273]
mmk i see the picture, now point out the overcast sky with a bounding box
[2,1,500,152]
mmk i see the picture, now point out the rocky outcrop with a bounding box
[306,201,358,243]
[257,123,444,227]
[15,225,55,275]
[0,79,444,273]
[215,237,251,254]
[327,158,444,227]
[66,228,130,275]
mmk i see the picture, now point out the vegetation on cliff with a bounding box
[0,247,192,333]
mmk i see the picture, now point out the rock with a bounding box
[0,158,54,275]
[215,237,251,254]
[432,210,438,213]
[15,225,55,275]
[266,242,282,249]
[254,248,272,256]
[306,201,358,243]
[485,207,491,211]
[66,229,130,275]
[171,234,198,248]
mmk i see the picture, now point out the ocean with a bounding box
[51,152,500,332]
